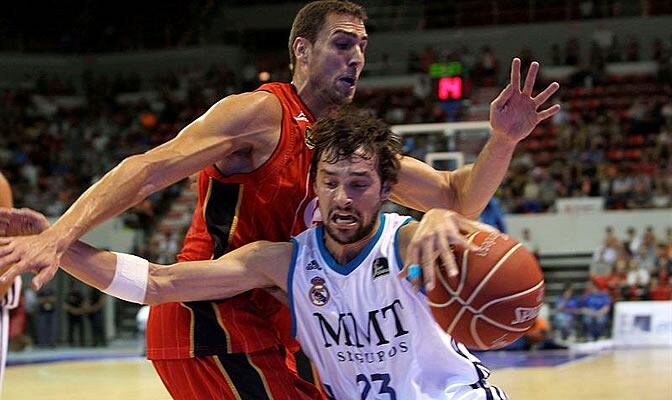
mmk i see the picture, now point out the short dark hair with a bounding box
[288,0,367,70]
[308,107,402,186]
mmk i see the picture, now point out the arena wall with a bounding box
[508,208,672,255]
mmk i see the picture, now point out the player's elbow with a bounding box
[118,154,164,201]
[145,263,172,305]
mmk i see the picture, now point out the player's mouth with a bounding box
[337,76,357,91]
[330,211,359,229]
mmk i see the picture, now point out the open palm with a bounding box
[490,58,560,143]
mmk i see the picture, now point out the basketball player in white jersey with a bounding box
[0,172,21,396]
[1,110,506,399]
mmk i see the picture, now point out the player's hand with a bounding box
[490,58,560,144]
[0,207,51,236]
[403,209,499,291]
[0,207,61,290]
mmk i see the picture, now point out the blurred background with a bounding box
[1,1,671,399]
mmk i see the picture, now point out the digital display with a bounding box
[437,76,463,100]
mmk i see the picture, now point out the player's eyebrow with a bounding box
[331,30,368,42]
[348,171,370,177]
[319,169,371,177]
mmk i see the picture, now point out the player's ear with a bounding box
[293,37,311,66]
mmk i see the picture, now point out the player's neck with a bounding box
[323,217,382,266]
[292,76,339,119]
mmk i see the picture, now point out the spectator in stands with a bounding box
[63,282,86,347]
[625,257,650,289]
[652,38,666,62]
[655,244,672,275]
[625,36,640,62]
[555,284,581,341]
[550,43,562,65]
[565,38,581,66]
[36,285,57,347]
[475,46,498,86]
[581,281,611,341]
[607,258,628,302]
[519,228,539,258]
[420,45,437,72]
[623,227,640,256]
[591,226,621,275]
[648,277,671,301]
[407,50,422,73]
[623,264,649,301]
[86,289,107,347]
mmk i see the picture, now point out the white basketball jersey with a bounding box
[289,213,494,400]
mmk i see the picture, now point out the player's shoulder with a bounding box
[204,90,282,130]
[220,90,282,116]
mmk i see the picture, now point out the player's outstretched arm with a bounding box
[62,240,289,305]
[0,208,289,303]
[391,58,560,219]
[0,91,282,290]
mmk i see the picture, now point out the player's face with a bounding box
[308,13,367,105]
[315,149,390,245]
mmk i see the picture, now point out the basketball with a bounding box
[428,231,545,350]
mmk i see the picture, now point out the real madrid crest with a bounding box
[304,126,315,149]
[309,276,330,306]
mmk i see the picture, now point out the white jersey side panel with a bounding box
[288,213,492,400]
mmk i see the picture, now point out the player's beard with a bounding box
[324,204,382,245]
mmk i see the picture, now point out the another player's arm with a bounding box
[0,173,14,298]
[390,58,560,219]
[0,91,283,288]
[59,240,291,304]
[391,149,513,220]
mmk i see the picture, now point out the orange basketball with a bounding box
[428,231,545,350]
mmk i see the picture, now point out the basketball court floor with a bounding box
[4,347,670,399]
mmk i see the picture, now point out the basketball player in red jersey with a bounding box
[0,1,559,398]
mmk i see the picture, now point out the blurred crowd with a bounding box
[0,35,670,229]
[549,226,672,343]
[0,64,237,225]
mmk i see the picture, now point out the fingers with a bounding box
[33,266,58,291]
[437,234,458,278]
[0,239,15,257]
[522,61,539,96]
[0,251,25,285]
[421,238,437,291]
[537,104,562,121]
[510,58,521,92]
[404,239,421,280]
[492,84,514,108]
[533,82,560,107]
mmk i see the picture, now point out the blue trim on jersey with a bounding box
[393,216,415,271]
[316,214,387,276]
[393,217,427,295]
[288,238,300,337]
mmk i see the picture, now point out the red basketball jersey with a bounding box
[146,83,318,359]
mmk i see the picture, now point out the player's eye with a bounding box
[335,41,351,50]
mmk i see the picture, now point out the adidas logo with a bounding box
[294,111,309,122]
